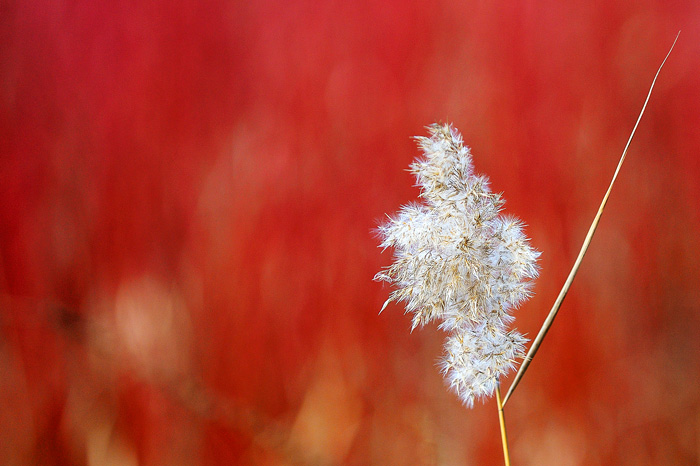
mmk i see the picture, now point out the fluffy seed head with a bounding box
[375,123,540,407]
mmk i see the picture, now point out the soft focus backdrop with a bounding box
[2,1,700,465]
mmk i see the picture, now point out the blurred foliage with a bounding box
[1,1,699,464]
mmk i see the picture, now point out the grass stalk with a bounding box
[502,31,680,407]
[495,379,511,466]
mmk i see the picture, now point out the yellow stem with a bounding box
[495,380,511,466]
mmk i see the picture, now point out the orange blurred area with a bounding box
[2,1,700,464]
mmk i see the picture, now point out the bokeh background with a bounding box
[2,1,700,464]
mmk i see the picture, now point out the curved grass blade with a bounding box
[502,31,680,406]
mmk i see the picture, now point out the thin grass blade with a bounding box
[502,31,680,406]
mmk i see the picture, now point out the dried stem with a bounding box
[502,31,680,407]
[495,379,511,466]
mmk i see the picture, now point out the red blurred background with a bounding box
[2,1,699,464]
